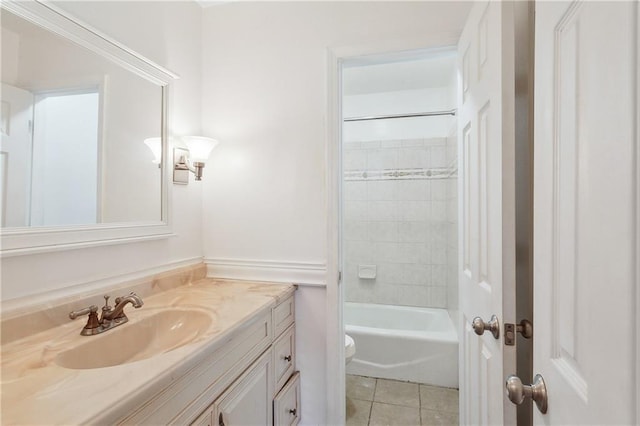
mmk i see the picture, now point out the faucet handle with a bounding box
[69,305,98,320]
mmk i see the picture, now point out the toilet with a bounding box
[345,334,356,365]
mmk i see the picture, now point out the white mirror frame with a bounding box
[0,0,179,257]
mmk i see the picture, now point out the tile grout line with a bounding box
[367,378,377,426]
[419,383,423,426]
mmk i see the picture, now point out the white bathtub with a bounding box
[345,302,458,388]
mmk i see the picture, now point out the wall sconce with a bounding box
[143,137,162,165]
[173,136,219,184]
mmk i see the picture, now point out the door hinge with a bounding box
[504,319,533,346]
[338,270,342,285]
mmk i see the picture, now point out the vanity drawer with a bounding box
[273,295,295,337]
[273,324,295,393]
[273,372,301,426]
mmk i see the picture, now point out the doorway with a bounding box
[30,88,101,226]
[339,48,460,425]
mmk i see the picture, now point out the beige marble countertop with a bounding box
[1,278,295,425]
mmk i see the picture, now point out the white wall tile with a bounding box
[424,137,447,147]
[401,139,424,147]
[431,246,447,265]
[398,221,428,243]
[397,242,428,264]
[396,285,428,307]
[343,181,367,200]
[400,264,431,285]
[372,242,400,263]
[368,148,398,169]
[431,180,448,201]
[344,141,363,149]
[432,265,448,286]
[368,221,398,242]
[427,287,447,308]
[398,147,429,169]
[397,180,429,201]
[368,200,398,221]
[367,180,397,201]
[345,241,372,263]
[344,148,367,170]
[344,220,368,242]
[430,146,447,168]
[381,140,402,148]
[376,262,404,282]
[398,201,430,221]
[344,200,368,221]
[431,200,448,222]
[430,223,448,245]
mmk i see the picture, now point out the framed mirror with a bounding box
[0,0,178,256]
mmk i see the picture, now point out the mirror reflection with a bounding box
[1,9,163,228]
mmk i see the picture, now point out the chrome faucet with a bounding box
[69,292,144,336]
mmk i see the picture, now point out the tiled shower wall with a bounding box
[446,127,459,322]
[343,136,458,308]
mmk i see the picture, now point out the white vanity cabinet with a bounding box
[121,293,299,426]
[194,351,273,426]
[187,294,298,426]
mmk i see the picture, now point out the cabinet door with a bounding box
[213,351,273,426]
[273,372,301,426]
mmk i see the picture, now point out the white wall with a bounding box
[200,2,471,424]
[1,0,204,302]
[344,88,455,141]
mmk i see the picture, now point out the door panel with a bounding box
[534,1,638,423]
[458,1,516,424]
[0,83,34,227]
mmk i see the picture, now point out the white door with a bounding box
[457,1,517,424]
[0,83,34,227]
[533,1,639,424]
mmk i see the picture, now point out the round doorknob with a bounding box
[505,374,548,414]
[471,315,500,339]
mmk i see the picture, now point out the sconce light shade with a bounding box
[173,136,219,183]
[182,136,218,162]
[144,137,162,164]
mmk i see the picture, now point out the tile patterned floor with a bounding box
[346,375,459,426]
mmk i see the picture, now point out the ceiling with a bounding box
[342,49,457,96]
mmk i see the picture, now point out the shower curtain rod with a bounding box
[343,109,457,122]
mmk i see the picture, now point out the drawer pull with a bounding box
[284,355,292,362]
[289,408,297,416]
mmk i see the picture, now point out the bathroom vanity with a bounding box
[0,269,300,425]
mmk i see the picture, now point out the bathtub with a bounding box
[345,302,458,388]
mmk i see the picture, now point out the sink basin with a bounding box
[55,309,212,369]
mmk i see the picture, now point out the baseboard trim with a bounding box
[204,258,326,286]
